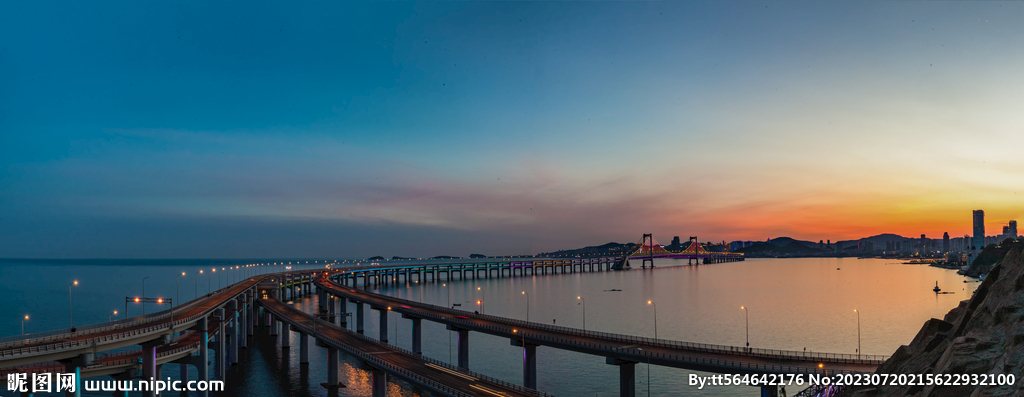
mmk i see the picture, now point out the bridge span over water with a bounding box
[2,252,876,397]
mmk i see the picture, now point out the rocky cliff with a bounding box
[852,246,1024,397]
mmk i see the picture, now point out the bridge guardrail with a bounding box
[0,280,260,359]
[260,298,555,397]
[318,278,887,367]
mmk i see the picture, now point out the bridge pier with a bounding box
[282,322,291,348]
[327,293,336,322]
[199,316,210,397]
[215,308,226,379]
[398,314,423,353]
[374,307,389,342]
[322,345,341,388]
[761,385,779,397]
[511,338,538,389]
[368,365,387,397]
[141,339,161,397]
[606,357,636,397]
[299,332,309,364]
[59,353,92,397]
[338,296,348,326]
[447,325,469,369]
[228,300,238,364]
[356,302,365,334]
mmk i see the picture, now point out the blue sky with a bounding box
[2,1,1023,258]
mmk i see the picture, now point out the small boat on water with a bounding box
[933,281,941,293]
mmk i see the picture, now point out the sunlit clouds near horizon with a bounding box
[1,1,1022,258]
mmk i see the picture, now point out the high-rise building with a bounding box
[1009,220,1018,239]
[973,210,985,249]
[943,232,950,253]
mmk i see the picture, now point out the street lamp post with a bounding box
[647,300,657,339]
[211,268,216,293]
[638,348,651,397]
[854,309,861,358]
[109,310,118,323]
[196,270,202,299]
[578,296,586,330]
[176,272,185,308]
[22,315,28,335]
[69,280,78,330]
[142,277,151,315]
[521,291,530,322]
[741,306,749,350]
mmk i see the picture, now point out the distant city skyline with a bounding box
[2,1,1023,258]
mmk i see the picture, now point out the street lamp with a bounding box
[211,268,216,292]
[142,277,151,315]
[69,280,78,330]
[196,270,203,299]
[647,300,657,340]
[109,310,118,322]
[854,309,861,358]
[477,300,484,314]
[577,296,586,330]
[741,306,749,349]
[521,291,530,322]
[22,315,29,335]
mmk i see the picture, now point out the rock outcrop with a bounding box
[854,246,1024,397]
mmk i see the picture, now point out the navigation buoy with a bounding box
[933,281,941,293]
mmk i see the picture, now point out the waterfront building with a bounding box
[973,210,985,250]
[943,232,950,253]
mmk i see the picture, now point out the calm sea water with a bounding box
[0,257,977,396]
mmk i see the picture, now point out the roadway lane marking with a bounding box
[425,363,477,380]
[470,384,508,396]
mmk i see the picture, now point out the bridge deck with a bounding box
[258,292,549,397]
[317,274,879,375]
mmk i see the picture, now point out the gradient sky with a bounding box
[2,1,1022,258]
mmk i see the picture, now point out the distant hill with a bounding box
[539,242,638,257]
[737,238,825,254]
[835,233,913,250]
[367,256,385,260]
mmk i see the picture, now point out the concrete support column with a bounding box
[606,358,636,397]
[200,317,210,397]
[282,322,291,348]
[60,353,92,397]
[227,300,238,365]
[327,293,336,322]
[356,302,364,334]
[299,332,309,364]
[761,385,779,397]
[338,296,348,326]
[180,362,188,383]
[215,308,226,379]
[447,326,469,369]
[523,344,537,389]
[370,367,387,397]
[141,341,158,397]
[377,308,388,342]
[410,317,422,354]
[240,299,249,346]
[270,315,279,336]
[325,346,339,388]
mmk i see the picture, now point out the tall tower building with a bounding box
[1010,220,1018,239]
[973,210,985,249]
[943,232,950,253]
